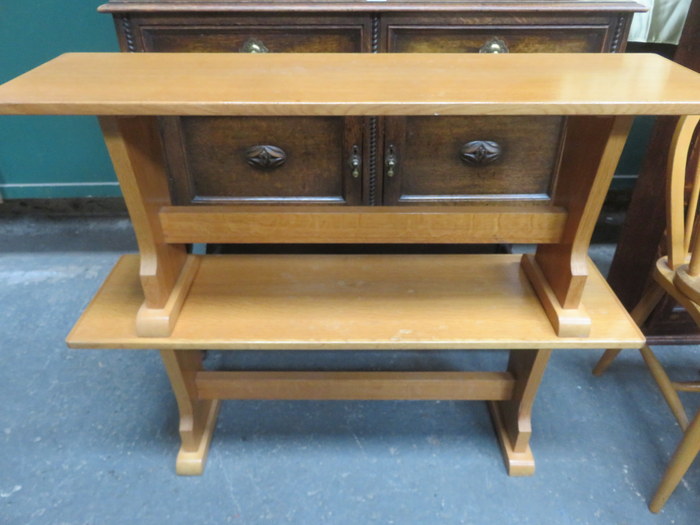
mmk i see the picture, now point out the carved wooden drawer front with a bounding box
[382,116,564,205]
[381,11,627,54]
[129,15,370,53]
[166,116,363,205]
[383,18,620,54]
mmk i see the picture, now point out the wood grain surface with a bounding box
[2,53,700,116]
[158,204,568,244]
[66,254,644,350]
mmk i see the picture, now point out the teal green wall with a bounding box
[0,1,120,199]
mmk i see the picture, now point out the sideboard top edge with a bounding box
[98,1,647,14]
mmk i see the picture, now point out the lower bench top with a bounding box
[66,253,644,350]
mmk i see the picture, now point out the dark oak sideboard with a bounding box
[100,1,644,207]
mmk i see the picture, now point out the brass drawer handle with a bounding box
[385,144,397,178]
[460,140,502,167]
[240,38,269,53]
[245,145,286,169]
[479,37,509,54]
[349,145,361,178]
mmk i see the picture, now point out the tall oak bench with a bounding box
[1,52,698,475]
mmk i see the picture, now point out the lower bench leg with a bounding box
[488,348,552,476]
[160,349,221,475]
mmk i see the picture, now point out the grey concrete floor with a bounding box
[1,204,699,524]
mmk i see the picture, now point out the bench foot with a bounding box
[521,254,591,337]
[488,401,535,476]
[488,348,551,476]
[175,398,220,476]
[160,349,221,476]
[136,255,200,337]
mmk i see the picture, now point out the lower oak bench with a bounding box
[1,52,698,475]
[66,253,643,475]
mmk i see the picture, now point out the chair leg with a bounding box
[649,410,700,513]
[639,345,690,430]
[592,348,623,376]
[593,283,665,376]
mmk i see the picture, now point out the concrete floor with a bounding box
[1,203,698,524]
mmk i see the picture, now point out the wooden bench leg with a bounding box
[488,348,552,476]
[525,116,634,337]
[160,349,221,475]
[100,116,192,337]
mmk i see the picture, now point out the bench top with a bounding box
[1,52,699,116]
[66,254,645,350]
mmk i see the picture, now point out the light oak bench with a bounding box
[2,52,698,475]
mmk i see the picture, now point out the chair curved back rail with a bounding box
[652,117,700,326]
[666,116,700,306]
[649,116,700,513]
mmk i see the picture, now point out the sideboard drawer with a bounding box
[382,13,623,54]
[137,18,368,53]
[165,117,364,205]
[383,116,564,205]
[385,24,611,54]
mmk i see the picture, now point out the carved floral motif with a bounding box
[245,145,286,169]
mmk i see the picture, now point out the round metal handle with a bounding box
[240,38,269,53]
[460,140,502,167]
[245,145,286,169]
[479,37,509,54]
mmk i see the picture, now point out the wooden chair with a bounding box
[593,115,700,512]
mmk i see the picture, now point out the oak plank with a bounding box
[159,205,567,244]
[2,53,700,116]
[195,371,515,400]
[66,254,645,350]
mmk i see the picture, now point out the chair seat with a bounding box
[654,257,700,326]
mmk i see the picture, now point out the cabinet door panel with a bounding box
[383,116,563,205]
[166,116,363,205]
